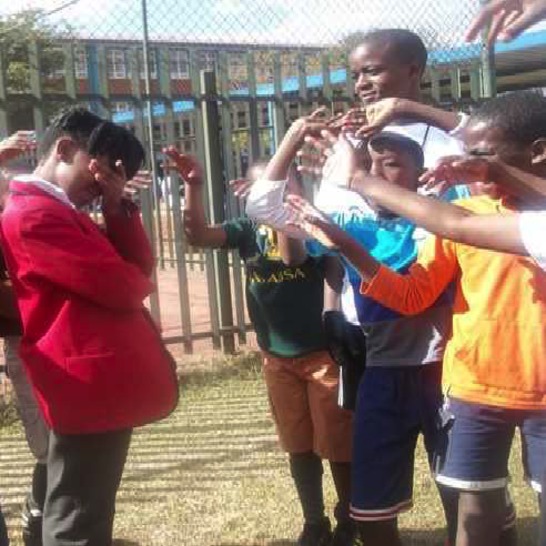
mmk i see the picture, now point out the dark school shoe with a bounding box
[331,520,357,546]
[21,497,43,546]
[298,517,332,546]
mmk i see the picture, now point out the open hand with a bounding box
[353,98,403,139]
[124,170,152,198]
[420,155,495,194]
[298,130,368,188]
[0,131,36,164]
[229,178,253,200]
[285,194,339,249]
[163,146,204,186]
[465,0,546,46]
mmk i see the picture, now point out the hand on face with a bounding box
[162,146,204,186]
[89,157,127,214]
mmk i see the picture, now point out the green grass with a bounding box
[0,353,540,545]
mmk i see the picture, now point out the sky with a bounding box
[0,0,545,49]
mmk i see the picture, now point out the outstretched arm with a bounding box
[246,108,329,231]
[353,98,464,139]
[348,156,546,256]
[286,195,457,315]
[164,147,227,248]
[353,173,525,254]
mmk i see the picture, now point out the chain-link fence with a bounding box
[0,0,495,355]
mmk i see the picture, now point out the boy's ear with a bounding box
[531,138,546,166]
[55,137,77,163]
[407,62,423,83]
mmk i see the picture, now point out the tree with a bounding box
[0,9,71,131]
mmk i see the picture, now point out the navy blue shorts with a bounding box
[350,363,444,521]
[435,397,546,493]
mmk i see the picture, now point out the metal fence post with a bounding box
[28,41,45,134]
[170,174,194,354]
[480,0,497,99]
[141,0,165,271]
[200,70,235,354]
[140,0,162,326]
[218,51,247,345]
[0,50,8,137]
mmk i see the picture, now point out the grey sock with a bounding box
[289,451,325,525]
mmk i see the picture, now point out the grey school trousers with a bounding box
[42,429,132,546]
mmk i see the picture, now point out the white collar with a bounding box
[13,175,75,209]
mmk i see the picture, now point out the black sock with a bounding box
[289,451,325,525]
[31,462,47,511]
[330,461,352,524]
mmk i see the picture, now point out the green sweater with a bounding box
[223,217,326,358]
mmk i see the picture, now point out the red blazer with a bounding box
[0,180,178,434]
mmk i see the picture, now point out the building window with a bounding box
[138,49,157,79]
[229,53,247,81]
[198,51,216,72]
[74,47,88,79]
[169,49,189,79]
[260,105,270,126]
[44,47,65,79]
[111,101,132,114]
[182,118,192,136]
[107,49,128,79]
[237,110,247,129]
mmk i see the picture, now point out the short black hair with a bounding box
[370,132,425,171]
[471,90,546,146]
[39,107,145,179]
[358,29,428,73]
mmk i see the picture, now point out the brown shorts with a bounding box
[262,350,353,462]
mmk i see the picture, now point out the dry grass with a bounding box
[0,353,540,546]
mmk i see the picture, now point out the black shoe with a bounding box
[21,498,43,546]
[331,520,357,546]
[298,517,332,546]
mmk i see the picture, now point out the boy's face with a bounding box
[463,120,542,175]
[368,142,420,191]
[349,42,421,106]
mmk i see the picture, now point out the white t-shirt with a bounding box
[380,121,464,169]
[519,211,546,271]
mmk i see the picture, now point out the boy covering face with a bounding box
[0,108,178,546]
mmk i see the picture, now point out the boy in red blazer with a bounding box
[0,108,178,546]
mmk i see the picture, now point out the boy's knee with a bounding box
[458,490,506,539]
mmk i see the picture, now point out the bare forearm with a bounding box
[263,121,306,181]
[323,256,344,312]
[184,183,226,247]
[351,171,527,254]
[394,99,462,133]
[492,162,546,202]
[327,225,380,281]
[351,171,472,239]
